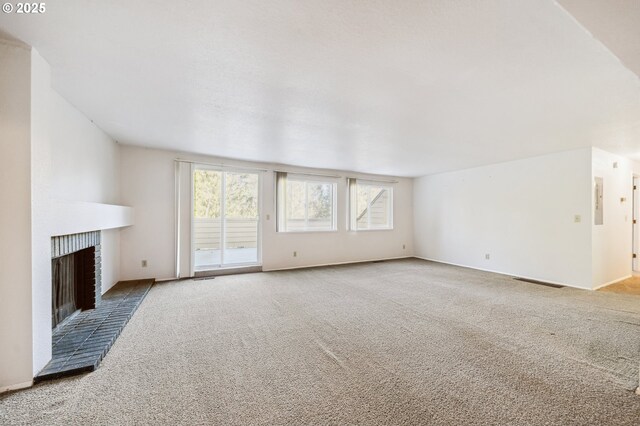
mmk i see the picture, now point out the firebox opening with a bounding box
[51,246,97,329]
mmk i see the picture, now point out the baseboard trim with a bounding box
[194,265,263,278]
[593,275,632,291]
[413,256,592,291]
[0,380,33,394]
[263,255,413,272]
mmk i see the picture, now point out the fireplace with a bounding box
[51,231,101,329]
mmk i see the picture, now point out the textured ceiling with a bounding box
[1,0,639,177]
[558,0,640,78]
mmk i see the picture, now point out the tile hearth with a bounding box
[35,279,153,383]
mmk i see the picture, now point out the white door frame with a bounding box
[190,164,262,276]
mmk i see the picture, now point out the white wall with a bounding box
[120,147,177,280]
[591,148,638,288]
[30,45,53,378]
[28,48,126,376]
[0,40,33,392]
[48,89,121,204]
[101,229,122,294]
[413,148,593,289]
[119,145,414,280]
[0,43,127,390]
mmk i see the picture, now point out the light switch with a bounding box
[574,215,581,223]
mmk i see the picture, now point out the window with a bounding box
[349,179,393,230]
[277,173,337,232]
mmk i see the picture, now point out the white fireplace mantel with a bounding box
[49,201,134,237]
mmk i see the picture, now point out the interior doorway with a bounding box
[191,166,261,273]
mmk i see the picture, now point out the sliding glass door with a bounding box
[192,166,260,271]
[223,172,259,265]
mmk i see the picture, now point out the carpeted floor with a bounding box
[1,259,640,425]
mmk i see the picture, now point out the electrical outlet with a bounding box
[485,254,490,260]
[293,251,297,257]
[141,260,148,267]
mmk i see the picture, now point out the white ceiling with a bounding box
[1,0,639,177]
[558,0,640,78]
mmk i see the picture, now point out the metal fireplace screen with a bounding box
[51,246,96,328]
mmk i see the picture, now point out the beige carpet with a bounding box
[1,259,640,425]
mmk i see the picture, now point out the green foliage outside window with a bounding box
[194,170,258,219]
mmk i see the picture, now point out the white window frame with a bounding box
[349,179,394,231]
[278,174,338,233]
